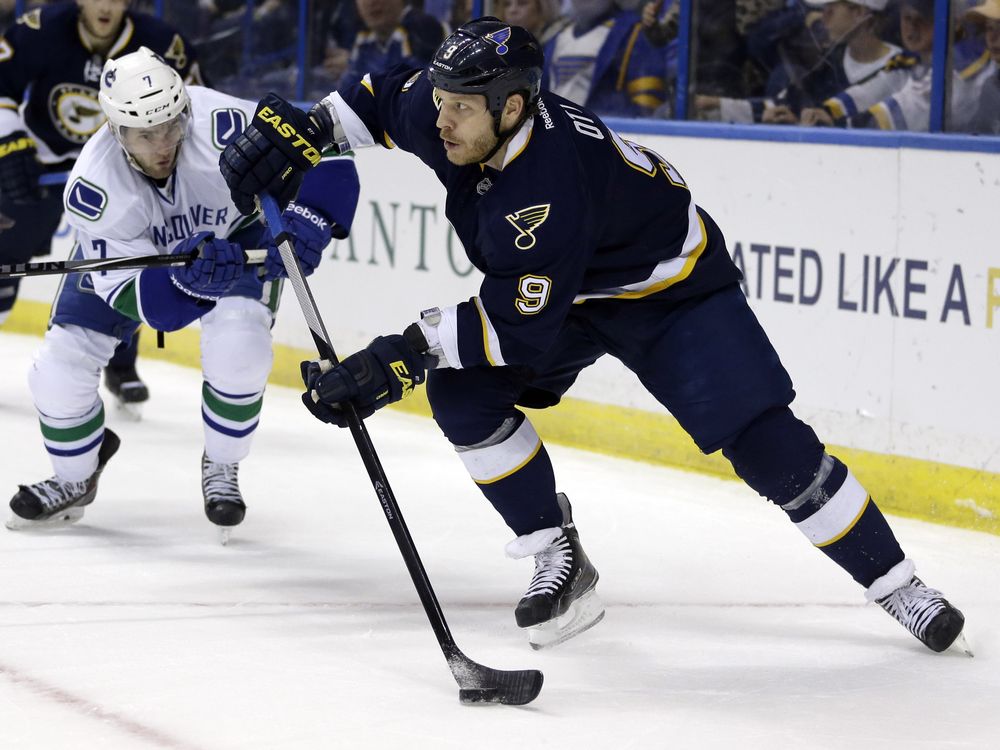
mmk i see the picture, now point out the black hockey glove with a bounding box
[219,93,334,216]
[300,332,431,427]
[0,131,42,204]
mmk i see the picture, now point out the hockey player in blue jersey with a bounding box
[7,48,360,539]
[0,0,204,412]
[219,19,967,653]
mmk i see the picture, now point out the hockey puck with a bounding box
[458,688,500,704]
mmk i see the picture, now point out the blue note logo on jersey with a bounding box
[212,108,248,150]
[505,204,550,250]
[66,178,108,222]
[485,27,512,55]
[50,84,103,144]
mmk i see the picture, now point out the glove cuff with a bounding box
[311,98,351,154]
[168,270,222,301]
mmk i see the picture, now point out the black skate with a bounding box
[7,429,121,530]
[866,559,971,655]
[506,493,604,650]
[202,453,245,544]
[104,364,149,420]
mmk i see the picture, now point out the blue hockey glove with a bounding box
[219,93,334,215]
[262,201,332,281]
[0,131,42,203]
[300,334,431,427]
[168,231,244,300]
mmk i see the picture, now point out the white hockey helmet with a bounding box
[99,46,191,176]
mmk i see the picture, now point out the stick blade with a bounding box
[448,651,543,706]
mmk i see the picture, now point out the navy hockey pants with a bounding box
[428,282,796,455]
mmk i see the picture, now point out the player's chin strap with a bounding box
[479,105,532,167]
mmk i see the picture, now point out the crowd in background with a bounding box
[2,0,998,134]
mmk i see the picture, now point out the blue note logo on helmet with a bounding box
[484,26,512,55]
[428,18,543,124]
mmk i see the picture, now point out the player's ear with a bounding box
[503,93,525,124]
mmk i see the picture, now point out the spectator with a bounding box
[801,0,992,130]
[640,0,677,48]
[337,0,447,91]
[500,0,568,45]
[198,0,297,94]
[961,0,1000,133]
[700,0,900,124]
[643,0,747,100]
[740,0,827,100]
[542,0,671,117]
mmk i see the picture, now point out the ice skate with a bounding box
[866,559,971,656]
[104,364,149,421]
[7,429,121,530]
[506,493,604,650]
[202,453,245,544]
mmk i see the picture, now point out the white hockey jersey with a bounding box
[63,85,259,312]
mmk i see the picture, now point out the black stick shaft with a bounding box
[259,194,458,652]
[0,248,267,279]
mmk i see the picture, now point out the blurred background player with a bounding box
[220,19,968,655]
[542,0,671,117]
[336,0,447,92]
[7,47,359,540]
[0,0,204,413]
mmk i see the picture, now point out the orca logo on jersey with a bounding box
[504,204,551,250]
[212,109,248,149]
[65,178,108,222]
[255,106,322,166]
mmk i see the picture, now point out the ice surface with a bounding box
[1,331,998,749]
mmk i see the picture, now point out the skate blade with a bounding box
[114,400,143,422]
[526,589,605,650]
[950,631,974,658]
[5,507,85,530]
[218,527,232,546]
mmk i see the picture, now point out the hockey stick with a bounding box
[258,193,543,706]
[0,248,267,279]
[39,171,69,187]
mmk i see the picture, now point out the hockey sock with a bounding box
[456,415,562,535]
[39,400,105,482]
[107,330,140,371]
[780,454,904,587]
[201,382,263,464]
[723,407,904,587]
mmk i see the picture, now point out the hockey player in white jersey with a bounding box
[7,47,360,537]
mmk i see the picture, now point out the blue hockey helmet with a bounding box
[428,18,543,124]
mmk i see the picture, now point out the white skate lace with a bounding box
[523,535,573,598]
[25,477,91,512]
[876,577,947,640]
[202,459,241,504]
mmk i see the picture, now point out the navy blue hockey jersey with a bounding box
[0,2,202,163]
[333,66,741,368]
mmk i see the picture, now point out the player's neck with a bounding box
[483,139,510,171]
[78,21,117,56]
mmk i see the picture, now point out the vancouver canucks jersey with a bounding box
[62,86,259,325]
[325,66,740,368]
[0,1,202,164]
